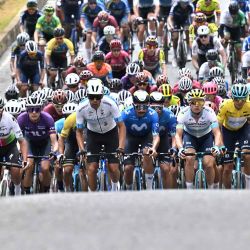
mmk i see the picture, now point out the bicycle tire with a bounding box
[32,173,40,194]
[50,173,58,193]
[1,180,7,196]
[234,172,243,189]
[195,170,206,189]
[99,171,107,191]
[74,174,82,192]
[180,168,186,189]
[71,29,78,55]
[153,169,162,189]
[132,170,140,191]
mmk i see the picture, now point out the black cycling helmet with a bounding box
[5,85,19,101]
[206,49,218,61]
[109,78,122,91]
[92,50,105,62]
[53,27,65,37]
[27,0,37,7]
[229,1,239,15]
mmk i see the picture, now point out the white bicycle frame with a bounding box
[0,167,10,196]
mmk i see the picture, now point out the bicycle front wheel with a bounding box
[1,180,7,196]
[132,170,141,191]
[99,172,107,191]
[194,170,206,189]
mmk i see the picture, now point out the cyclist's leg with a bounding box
[241,51,250,79]
[147,6,157,36]
[137,7,148,46]
[31,71,40,92]
[157,6,170,47]
[18,71,29,97]
[85,20,93,61]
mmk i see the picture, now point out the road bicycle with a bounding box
[0,160,22,197]
[159,17,171,64]
[47,66,66,90]
[227,40,240,84]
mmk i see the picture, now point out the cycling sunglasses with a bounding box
[88,94,103,100]
[134,104,148,111]
[27,107,41,113]
[150,105,163,111]
[146,45,157,49]
[199,35,208,39]
[54,104,64,109]
[112,49,121,52]
[190,100,205,106]
[233,97,247,102]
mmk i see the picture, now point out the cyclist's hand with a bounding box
[77,149,87,162]
[47,65,52,70]
[148,147,157,158]
[211,146,220,156]
[116,147,124,157]
[219,145,227,155]
[178,147,186,159]
[49,151,57,161]
[22,161,29,170]
[57,154,64,165]
[168,147,177,157]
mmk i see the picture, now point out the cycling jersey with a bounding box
[106,0,129,24]
[177,106,218,138]
[217,99,250,131]
[129,85,158,94]
[189,22,218,41]
[35,15,61,36]
[159,0,172,7]
[220,10,246,28]
[87,62,112,82]
[76,96,122,133]
[165,95,181,107]
[105,50,130,72]
[237,0,250,14]
[60,112,76,138]
[43,104,63,122]
[93,15,119,37]
[242,36,250,52]
[0,112,23,147]
[158,108,176,136]
[19,10,42,38]
[17,111,55,141]
[138,48,165,71]
[80,3,102,24]
[169,2,194,25]
[11,43,24,60]
[122,106,159,136]
[196,0,220,20]
[198,61,224,81]
[134,0,157,8]
[55,117,65,135]
[59,0,83,21]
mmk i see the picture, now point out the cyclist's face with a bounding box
[163,96,171,107]
[146,44,157,54]
[137,82,148,91]
[55,36,64,45]
[199,35,209,44]
[88,2,97,9]
[190,99,205,113]
[88,95,103,109]
[27,107,41,122]
[94,60,104,70]
[45,13,53,21]
[134,104,148,116]
[179,2,188,8]
[27,7,37,14]
[54,104,63,115]
[111,49,121,57]
[150,104,163,114]
[206,94,216,101]
[105,35,114,42]
[233,98,246,109]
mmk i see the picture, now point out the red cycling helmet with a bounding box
[52,89,68,104]
[79,70,94,80]
[110,39,122,50]
[136,72,149,84]
[156,74,169,86]
[98,11,109,22]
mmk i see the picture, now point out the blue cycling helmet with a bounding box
[231,84,248,99]
[103,86,110,96]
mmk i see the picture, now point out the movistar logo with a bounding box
[131,123,148,131]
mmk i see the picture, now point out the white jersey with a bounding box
[0,111,23,146]
[176,106,218,138]
[76,96,122,134]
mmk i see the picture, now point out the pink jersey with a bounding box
[43,103,63,122]
[213,95,223,111]
[105,50,130,72]
[93,15,118,30]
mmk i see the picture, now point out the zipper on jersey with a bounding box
[96,110,103,133]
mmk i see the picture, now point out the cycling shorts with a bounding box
[26,138,51,160]
[63,135,78,166]
[0,140,20,165]
[20,70,40,85]
[50,58,68,68]
[158,6,171,21]
[41,32,54,43]
[183,131,213,152]
[174,20,190,29]
[224,26,241,42]
[124,132,152,165]
[222,123,250,163]
[86,126,119,164]
[157,134,170,163]
[138,6,155,20]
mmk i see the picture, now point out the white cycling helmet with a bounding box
[87,78,103,95]
[41,87,54,101]
[25,96,43,107]
[178,67,192,78]
[209,67,224,78]
[103,25,116,36]
[178,77,193,92]
[18,97,27,112]
[62,102,77,115]
[65,73,79,86]
[126,63,141,75]
[64,89,75,103]
[197,25,210,36]
[118,90,132,104]
[25,40,38,53]
[16,32,30,45]
[75,88,87,103]
[4,100,22,116]
[168,105,181,117]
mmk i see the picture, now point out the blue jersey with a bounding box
[237,0,250,14]
[122,106,159,136]
[80,3,103,23]
[159,108,176,136]
[106,0,129,23]
[55,118,65,134]
[169,2,194,23]
[242,36,250,52]
[138,0,155,8]
[159,0,172,7]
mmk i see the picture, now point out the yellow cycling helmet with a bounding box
[189,89,206,100]
[158,84,172,97]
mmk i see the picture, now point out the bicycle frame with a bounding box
[175,28,187,68]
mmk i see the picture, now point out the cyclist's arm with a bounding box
[212,126,223,147]
[191,46,199,72]
[58,135,65,155]
[18,138,28,162]
[167,14,174,30]
[50,133,58,153]
[133,1,139,17]
[175,127,184,149]
[159,49,166,75]
[117,121,126,150]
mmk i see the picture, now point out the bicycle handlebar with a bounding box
[0,162,22,168]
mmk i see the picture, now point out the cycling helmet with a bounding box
[103,86,110,95]
[62,102,77,115]
[110,92,119,104]
[233,77,247,85]
[168,105,181,117]
[178,77,193,92]
[4,100,22,116]
[103,25,116,36]
[25,96,43,107]
[109,78,122,91]
[87,78,103,95]
[133,90,149,104]
[206,49,218,61]
[209,67,224,78]
[123,96,133,109]
[79,70,93,80]
[133,60,144,71]
[19,98,27,112]
[65,73,80,86]
[188,89,206,100]
[212,77,226,86]
[146,36,158,47]
[53,27,65,37]
[217,83,227,97]
[97,10,109,22]
[52,89,68,104]
[178,68,192,78]
[64,89,75,103]
[92,50,105,62]
[31,90,40,98]
[5,85,19,101]
[43,5,54,14]
[41,87,54,101]
[197,25,210,36]
[194,12,207,23]
[231,84,248,99]
[229,1,239,15]
[37,91,47,103]
[205,101,217,111]
[75,88,87,103]
[73,55,87,68]
[150,91,164,104]
[27,0,38,7]
[136,72,149,84]
[246,83,250,93]
[126,63,140,75]
[202,81,218,95]
[110,39,122,50]
[158,84,172,97]
[156,74,169,86]
[16,32,30,46]
[118,90,132,104]
[25,40,38,53]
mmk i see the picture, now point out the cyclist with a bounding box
[138,36,166,78]
[19,0,42,39]
[158,84,181,107]
[4,100,22,118]
[109,78,123,93]
[150,91,178,188]
[0,97,28,196]
[241,33,250,80]
[167,0,194,67]
[196,0,221,24]
[122,90,160,190]
[237,0,250,26]
[34,5,62,43]
[16,40,45,97]
[66,55,87,76]
[87,51,113,86]
[217,84,250,189]
[79,70,94,88]
[80,0,103,60]
[45,27,75,88]
[175,89,222,189]
[212,77,228,99]
[17,96,58,193]
[192,25,226,72]
[64,73,80,93]
[76,78,126,191]
[43,89,68,122]
[5,85,20,101]
[105,39,130,78]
